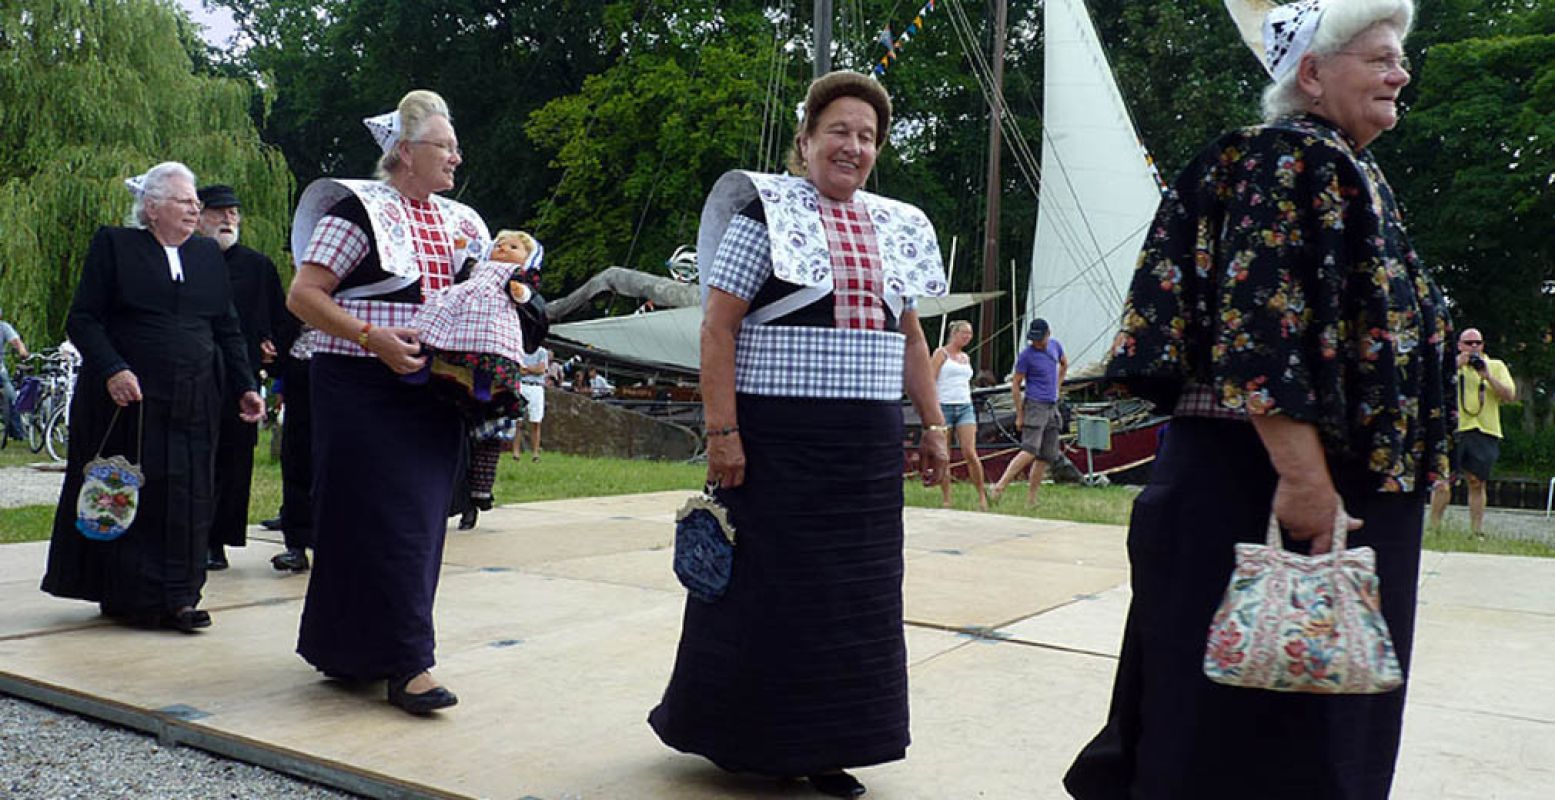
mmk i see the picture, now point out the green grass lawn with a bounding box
[4,429,1552,559]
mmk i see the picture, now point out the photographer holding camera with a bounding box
[1430,328,1516,537]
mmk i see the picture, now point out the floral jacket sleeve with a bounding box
[1107,114,1454,492]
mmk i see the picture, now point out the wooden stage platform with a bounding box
[1,492,1551,798]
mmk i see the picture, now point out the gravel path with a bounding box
[0,464,65,510]
[0,694,359,800]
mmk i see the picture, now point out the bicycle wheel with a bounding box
[45,402,69,462]
[26,403,46,453]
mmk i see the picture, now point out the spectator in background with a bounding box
[517,345,549,461]
[197,184,292,571]
[1430,327,1515,538]
[990,319,1067,508]
[588,366,614,398]
[0,306,30,439]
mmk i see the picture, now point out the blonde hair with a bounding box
[948,320,972,335]
[786,71,893,175]
[375,90,452,179]
[1262,0,1415,121]
[494,229,537,258]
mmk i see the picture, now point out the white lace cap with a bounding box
[1226,0,1330,81]
[363,110,401,154]
[124,173,147,198]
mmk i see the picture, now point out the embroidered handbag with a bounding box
[1202,508,1403,694]
[673,483,736,603]
[75,405,144,542]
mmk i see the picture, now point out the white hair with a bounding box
[128,161,197,228]
[375,90,452,180]
[1261,0,1415,121]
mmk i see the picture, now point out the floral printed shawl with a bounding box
[1106,114,1454,492]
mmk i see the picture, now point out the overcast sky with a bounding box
[177,0,239,48]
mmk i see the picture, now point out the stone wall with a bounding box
[540,388,700,461]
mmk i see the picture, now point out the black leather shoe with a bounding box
[162,608,211,634]
[457,507,479,530]
[471,494,493,511]
[271,549,310,573]
[206,552,229,571]
[807,772,866,798]
[387,673,458,715]
[260,516,283,531]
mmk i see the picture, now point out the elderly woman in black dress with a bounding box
[1065,1,1452,798]
[648,71,951,798]
[287,89,489,715]
[43,161,263,632]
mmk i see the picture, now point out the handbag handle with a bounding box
[1264,504,1349,554]
[93,403,144,465]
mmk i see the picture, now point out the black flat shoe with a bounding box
[270,549,310,573]
[387,673,458,715]
[807,772,866,798]
[206,551,229,571]
[260,516,283,531]
[457,507,479,530]
[471,495,493,511]
[162,608,211,634]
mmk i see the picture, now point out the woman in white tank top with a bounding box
[931,320,987,509]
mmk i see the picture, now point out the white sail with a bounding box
[1027,0,1162,373]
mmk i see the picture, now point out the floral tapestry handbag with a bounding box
[75,405,144,542]
[673,482,736,603]
[1202,507,1404,694]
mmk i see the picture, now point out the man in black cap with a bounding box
[197,184,295,570]
[991,318,1067,507]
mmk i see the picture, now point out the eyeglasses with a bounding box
[1338,51,1411,74]
[407,139,463,158]
[168,197,204,211]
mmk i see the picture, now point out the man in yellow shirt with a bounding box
[1430,328,1516,537]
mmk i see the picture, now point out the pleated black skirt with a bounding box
[1064,417,1423,800]
[649,394,910,776]
[296,355,463,681]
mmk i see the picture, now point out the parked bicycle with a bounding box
[4,347,80,460]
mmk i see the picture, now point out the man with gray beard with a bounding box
[197,184,291,570]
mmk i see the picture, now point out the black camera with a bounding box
[1468,354,1486,371]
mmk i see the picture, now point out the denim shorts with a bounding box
[940,402,976,428]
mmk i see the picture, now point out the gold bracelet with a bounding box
[925,424,950,433]
[356,322,373,349]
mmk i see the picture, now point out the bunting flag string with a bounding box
[873,0,937,77]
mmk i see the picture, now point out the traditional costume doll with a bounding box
[406,229,548,420]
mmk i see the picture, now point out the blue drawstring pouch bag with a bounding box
[673,483,736,602]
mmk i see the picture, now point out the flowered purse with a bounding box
[75,405,144,542]
[673,483,736,602]
[1202,508,1403,694]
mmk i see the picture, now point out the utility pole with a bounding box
[814,0,833,77]
[978,0,1008,374]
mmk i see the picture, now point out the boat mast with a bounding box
[978,0,1008,374]
[814,0,833,77]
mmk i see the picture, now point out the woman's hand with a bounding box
[105,370,142,407]
[1270,473,1361,555]
[919,429,950,487]
[238,391,265,423]
[364,326,426,374]
[706,432,746,489]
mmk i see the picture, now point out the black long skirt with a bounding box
[278,357,314,551]
[649,394,910,776]
[1064,417,1423,800]
[295,355,463,681]
[42,377,221,616]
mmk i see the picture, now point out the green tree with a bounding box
[1385,25,1555,424]
[0,0,293,347]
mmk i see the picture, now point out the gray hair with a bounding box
[375,90,452,180]
[1261,0,1415,121]
[128,161,197,228]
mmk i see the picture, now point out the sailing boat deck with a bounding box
[2,492,1551,798]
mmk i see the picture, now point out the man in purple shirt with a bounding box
[992,319,1068,507]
